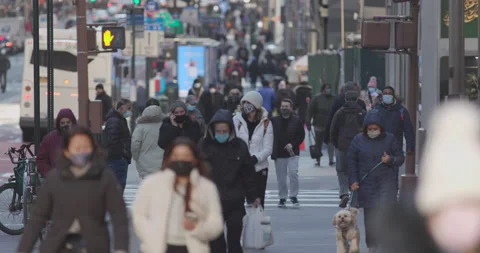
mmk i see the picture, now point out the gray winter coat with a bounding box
[131,106,165,179]
[347,111,405,208]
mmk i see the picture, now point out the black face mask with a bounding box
[170,161,194,176]
[174,115,188,124]
[229,95,241,103]
[60,125,70,132]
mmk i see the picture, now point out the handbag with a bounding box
[242,207,274,249]
[308,130,322,159]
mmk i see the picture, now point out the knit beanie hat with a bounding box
[368,76,377,88]
[170,100,187,112]
[416,101,480,215]
[345,90,359,102]
[241,91,263,109]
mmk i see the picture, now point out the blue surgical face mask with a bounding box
[325,88,332,95]
[368,87,376,93]
[382,94,394,105]
[123,111,132,118]
[215,133,230,143]
[187,105,196,112]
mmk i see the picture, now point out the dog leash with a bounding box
[347,161,384,209]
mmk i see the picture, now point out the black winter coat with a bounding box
[271,115,305,159]
[324,93,367,144]
[330,102,366,152]
[197,91,225,123]
[158,117,202,154]
[198,109,258,212]
[95,92,113,122]
[104,109,132,162]
[293,85,312,124]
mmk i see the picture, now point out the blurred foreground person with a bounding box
[17,126,129,253]
[377,101,480,253]
[133,137,223,253]
[199,109,260,253]
[348,110,404,253]
[131,105,165,179]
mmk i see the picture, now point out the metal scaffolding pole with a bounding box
[33,0,40,154]
[448,0,465,96]
[47,0,54,131]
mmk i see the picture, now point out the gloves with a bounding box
[250,155,258,166]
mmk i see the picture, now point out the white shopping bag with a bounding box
[242,207,274,249]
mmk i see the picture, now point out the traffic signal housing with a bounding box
[102,26,126,50]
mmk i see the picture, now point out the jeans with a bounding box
[315,130,334,163]
[253,168,268,208]
[210,208,246,253]
[274,156,300,199]
[108,159,129,193]
[335,149,350,198]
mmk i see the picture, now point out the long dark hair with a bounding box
[161,137,210,212]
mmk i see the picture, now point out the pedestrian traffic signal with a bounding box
[101,27,126,50]
[133,0,141,5]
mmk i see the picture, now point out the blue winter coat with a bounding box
[348,111,405,208]
[373,102,415,151]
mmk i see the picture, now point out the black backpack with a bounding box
[337,107,366,149]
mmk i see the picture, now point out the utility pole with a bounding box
[76,0,90,127]
[33,0,40,154]
[477,0,480,78]
[131,7,136,81]
[449,0,465,96]
[402,0,420,200]
[47,0,54,131]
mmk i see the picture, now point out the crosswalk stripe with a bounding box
[123,185,341,208]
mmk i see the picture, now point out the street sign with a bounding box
[102,27,126,50]
[127,7,145,37]
[122,30,163,56]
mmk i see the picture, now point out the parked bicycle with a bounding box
[0,143,38,235]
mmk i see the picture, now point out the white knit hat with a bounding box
[416,101,480,215]
[241,91,263,109]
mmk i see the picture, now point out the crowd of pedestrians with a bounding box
[22,72,423,253]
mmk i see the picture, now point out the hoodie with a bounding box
[36,108,77,177]
[347,110,405,208]
[199,109,258,211]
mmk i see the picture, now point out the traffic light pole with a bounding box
[399,0,419,201]
[76,0,90,127]
[131,7,136,81]
[33,0,40,154]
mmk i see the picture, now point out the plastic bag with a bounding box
[242,207,274,249]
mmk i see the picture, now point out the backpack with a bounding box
[341,108,366,133]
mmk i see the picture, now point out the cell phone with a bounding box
[185,212,198,222]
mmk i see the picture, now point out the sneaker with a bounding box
[278,199,286,208]
[339,195,350,208]
[290,197,300,207]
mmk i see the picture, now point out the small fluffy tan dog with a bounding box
[332,208,360,253]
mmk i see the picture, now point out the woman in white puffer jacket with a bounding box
[233,91,274,208]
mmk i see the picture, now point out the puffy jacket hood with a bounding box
[106,108,123,121]
[56,108,77,130]
[363,110,384,129]
[207,109,236,141]
[136,105,164,124]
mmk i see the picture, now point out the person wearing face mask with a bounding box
[95,83,113,122]
[104,98,133,193]
[306,84,336,166]
[197,84,225,123]
[133,137,223,253]
[187,78,204,99]
[257,79,276,117]
[17,126,129,253]
[329,90,366,207]
[373,86,415,156]
[270,99,305,207]
[186,95,205,134]
[274,80,296,114]
[198,109,260,253]
[36,108,77,178]
[347,110,405,253]
[359,76,382,111]
[158,101,202,162]
[224,87,243,115]
[233,91,273,208]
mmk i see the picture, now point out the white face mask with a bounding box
[209,88,216,94]
[429,204,480,253]
[367,130,381,139]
